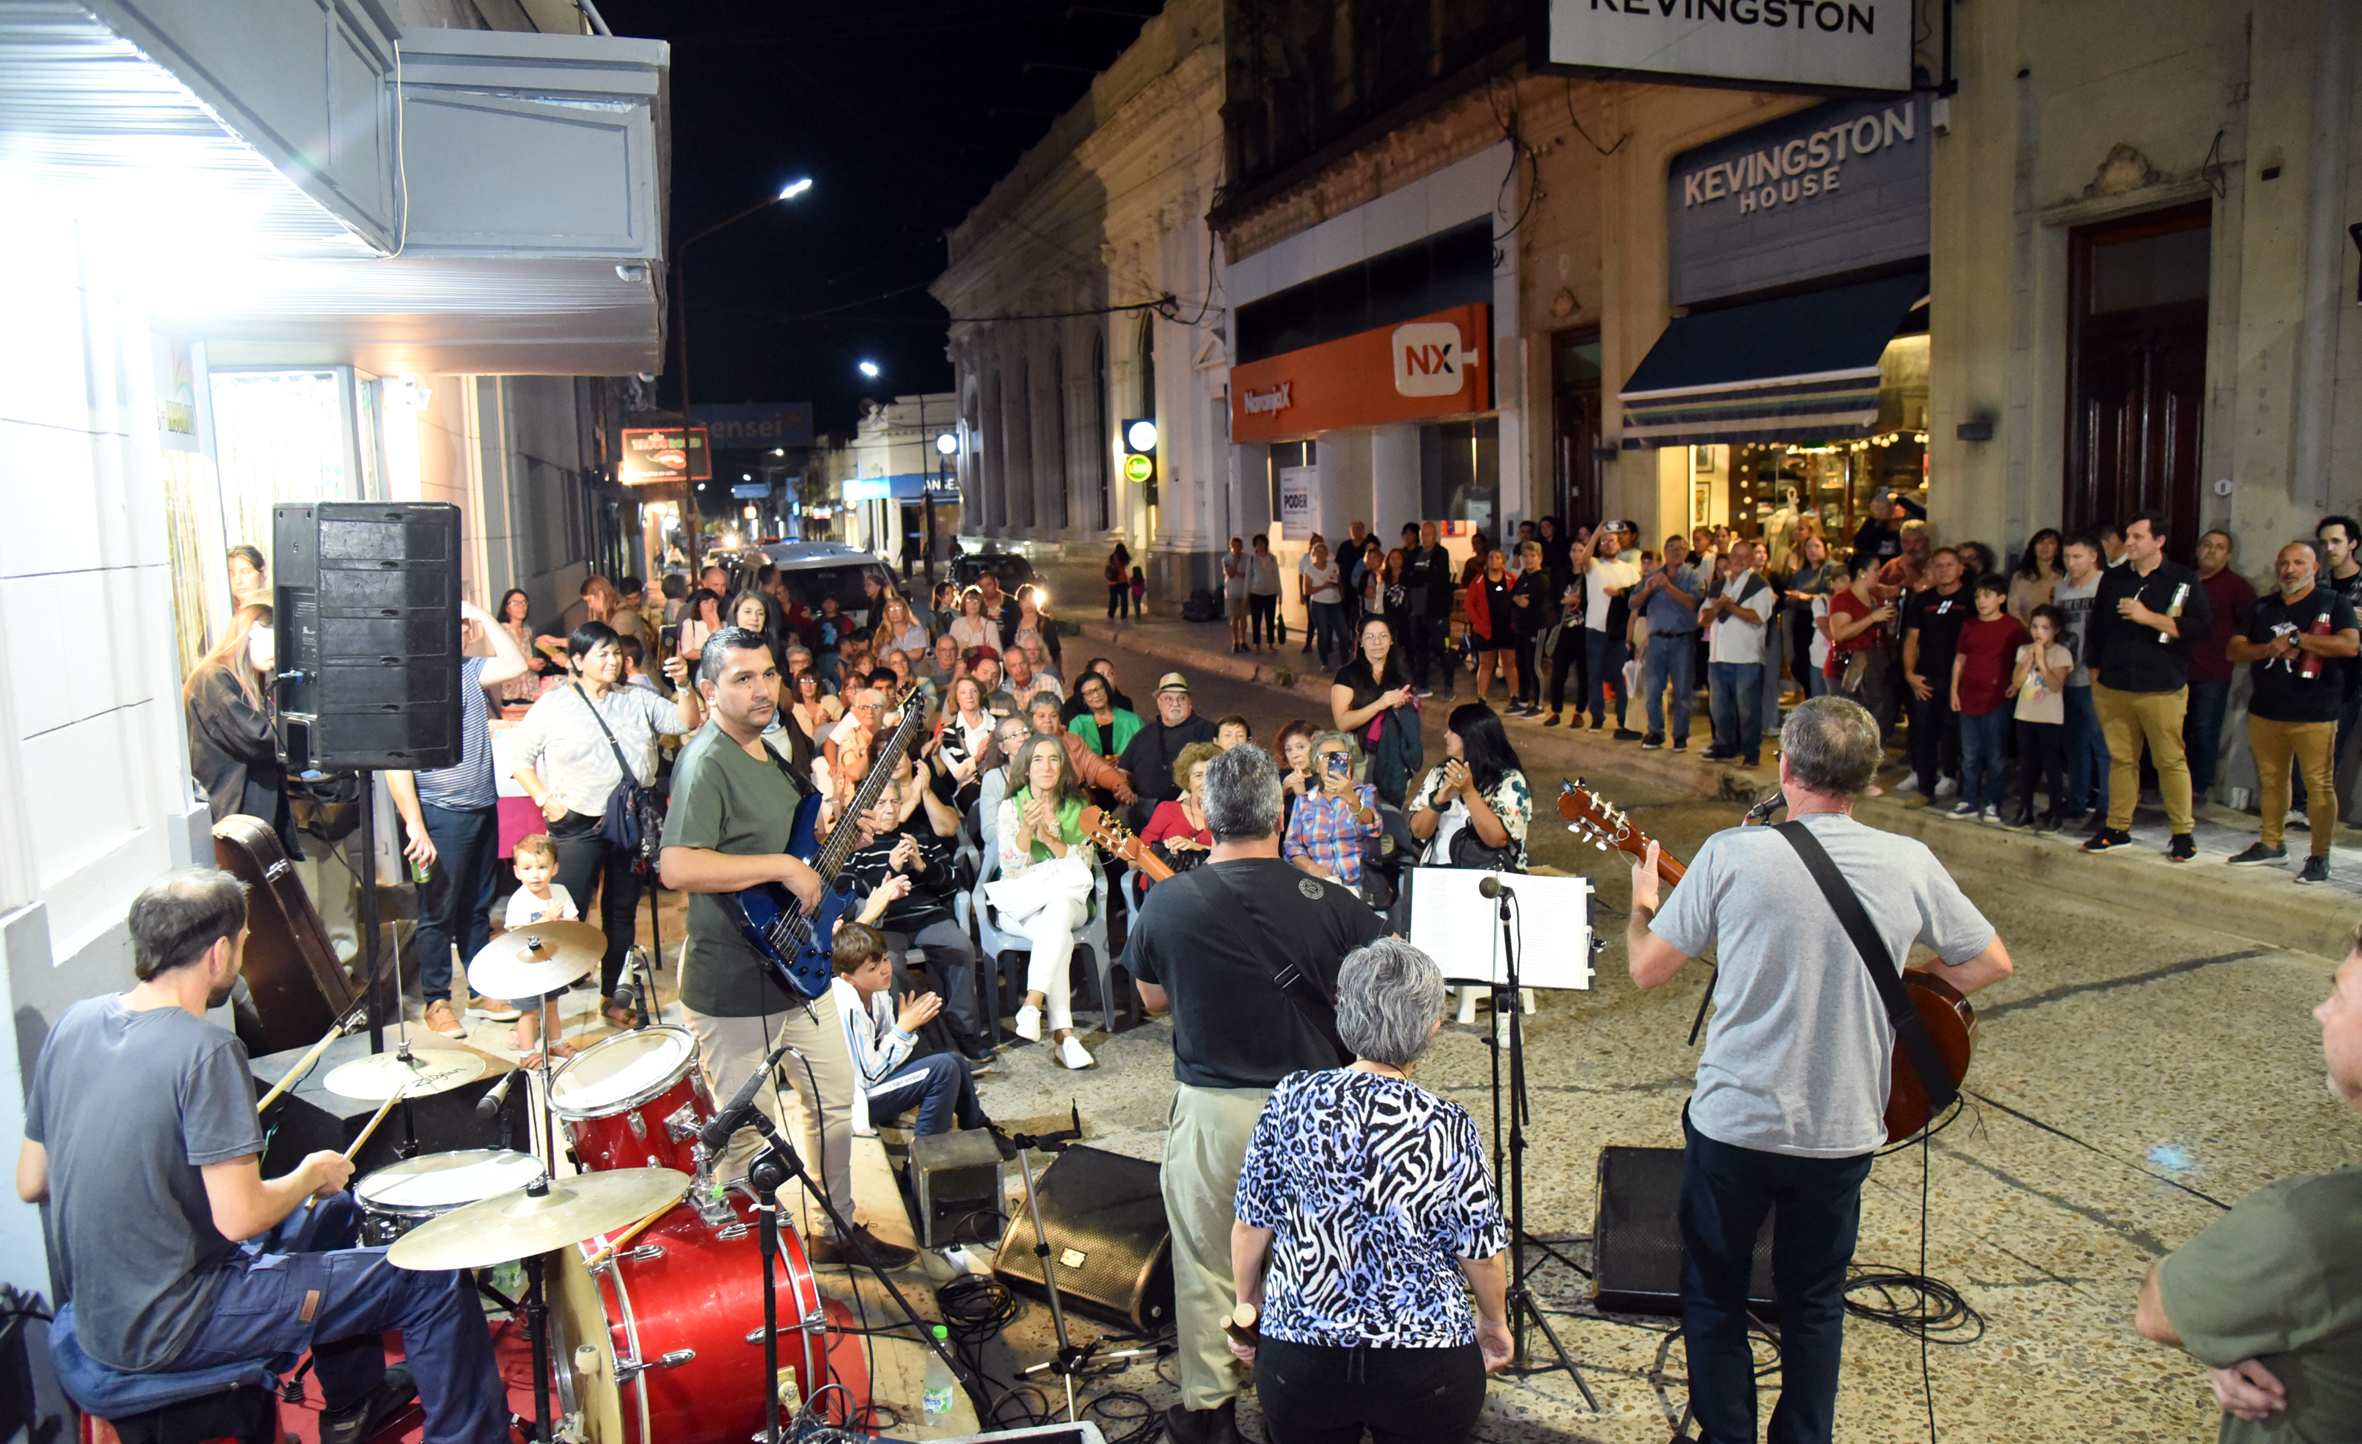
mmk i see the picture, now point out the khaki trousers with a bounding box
[2094,683,2193,833]
[678,988,859,1230]
[2250,716,2338,855]
[1161,1082,1271,1411]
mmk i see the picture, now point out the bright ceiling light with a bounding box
[857,360,880,378]
[779,178,814,200]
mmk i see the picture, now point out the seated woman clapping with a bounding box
[985,734,1098,1071]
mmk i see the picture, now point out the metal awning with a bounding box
[1618,273,1928,449]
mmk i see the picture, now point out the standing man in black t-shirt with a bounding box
[2313,515,2362,815]
[1851,491,1905,572]
[658,626,913,1270]
[1900,548,1971,801]
[2083,512,2215,859]
[2227,543,2361,881]
[1401,522,1451,697]
[1125,745,1386,1444]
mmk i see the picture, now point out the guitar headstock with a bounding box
[1556,779,1644,859]
[1078,805,1133,853]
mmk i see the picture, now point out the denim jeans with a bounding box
[1308,600,1348,668]
[1959,707,2012,810]
[886,918,983,1038]
[863,1049,985,1135]
[2184,680,2230,797]
[1643,632,1698,742]
[1680,1111,1874,1444]
[1707,661,1762,759]
[2064,684,2108,813]
[1584,628,1628,727]
[1759,616,1786,735]
[415,802,499,1003]
[173,1195,508,1444]
[1804,664,1831,699]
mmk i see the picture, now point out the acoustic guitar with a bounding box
[1079,805,1175,883]
[1555,780,1975,1143]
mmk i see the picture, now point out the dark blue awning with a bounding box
[1620,273,1927,449]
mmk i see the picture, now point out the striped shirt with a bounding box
[414,658,496,810]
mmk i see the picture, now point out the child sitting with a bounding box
[831,922,988,1138]
[504,833,578,1061]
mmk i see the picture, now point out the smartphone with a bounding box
[1325,753,1348,777]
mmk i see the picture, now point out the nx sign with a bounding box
[1229,304,1491,444]
[1545,0,1911,95]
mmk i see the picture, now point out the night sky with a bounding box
[598,0,1156,439]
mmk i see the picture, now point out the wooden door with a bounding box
[1553,328,1603,527]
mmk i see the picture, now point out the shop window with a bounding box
[1420,418,1498,537]
[2067,202,2211,558]
[1234,218,1493,364]
[1551,328,1601,526]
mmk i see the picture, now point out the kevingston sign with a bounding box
[1546,0,1911,94]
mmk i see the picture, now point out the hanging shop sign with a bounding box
[1667,95,1928,306]
[1229,304,1490,444]
[619,426,712,483]
[1544,0,1911,95]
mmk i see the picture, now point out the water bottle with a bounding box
[922,1324,956,1424]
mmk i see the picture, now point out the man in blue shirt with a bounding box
[1633,535,1708,751]
[386,597,533,1035]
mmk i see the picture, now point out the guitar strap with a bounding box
[1773,821,1959,1118]
[1205,867,1354,1068]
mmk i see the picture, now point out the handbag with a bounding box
[1447,825,1521,872]
[570,683,665,863]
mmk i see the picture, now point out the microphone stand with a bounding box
[1004,1110,1153,1422]
[1483,884,1599,1410]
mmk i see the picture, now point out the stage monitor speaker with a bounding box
[910,1128,1004,1249]
[250,1032,524,1178]
[1593,1146,1776,1318]
[273,501,463,772]
[991,1145,1173,1333]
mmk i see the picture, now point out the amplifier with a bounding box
[909,1128,1003,1249]
[250,1032,524,1178]
[1592,1145,1777,1318]
[991,1146,1172,1333]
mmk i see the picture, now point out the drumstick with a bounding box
[303,1084,404,1211]
[584,1199,675,1269]
[255,1022,345,1114]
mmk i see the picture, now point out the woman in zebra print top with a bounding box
[1230,938,1511,1444]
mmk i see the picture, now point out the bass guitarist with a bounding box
[658,625,914,1270]
[1623,696,2011,1444]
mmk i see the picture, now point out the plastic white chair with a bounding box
[967,836,1117,1044]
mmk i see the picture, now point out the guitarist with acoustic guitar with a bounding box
[657,625,915,1271]
[1621,696,2012,1444]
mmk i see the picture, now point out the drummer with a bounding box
[15,869,510,1444]
[660,625,917,1271]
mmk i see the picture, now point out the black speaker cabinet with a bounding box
[1593,1146,1777,1318]
[992,1145,1173,1333]
[910,1128,1004,1249]
[273,501,463,771]
[249,1031,525,1179]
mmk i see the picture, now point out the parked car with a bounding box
[950,549,1042,606]
[755,540,898,623]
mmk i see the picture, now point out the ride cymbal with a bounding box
[466,919,605,999]
[321,1046,486,1101]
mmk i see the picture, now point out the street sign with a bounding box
[1122,453,1155,484]
[620,426,711,483]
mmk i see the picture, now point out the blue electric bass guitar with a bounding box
[727,682,929,999]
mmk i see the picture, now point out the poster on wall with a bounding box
[1278,466,1317,541]
[1544,0,1912,95]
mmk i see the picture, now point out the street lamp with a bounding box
[857,360,881,379]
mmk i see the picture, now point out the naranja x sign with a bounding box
[1229,304,1491,444]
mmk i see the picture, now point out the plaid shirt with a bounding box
[1283,783,1381,886]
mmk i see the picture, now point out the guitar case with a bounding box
[213,815,361,1055]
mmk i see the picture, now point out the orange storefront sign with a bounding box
[1230,303,1490,444]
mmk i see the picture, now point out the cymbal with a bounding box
[321,1046,486,1101]
[466,919,605,999]
[386,1168,688,1271]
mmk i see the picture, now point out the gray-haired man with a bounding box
[1124,745,1385,1444]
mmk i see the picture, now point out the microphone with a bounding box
[699,1038,802,1154]
[1477,874,1515,900]
[476,1067,519,1121]
[1744,787,1787,826]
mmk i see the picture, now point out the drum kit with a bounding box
[303,916,862,1443]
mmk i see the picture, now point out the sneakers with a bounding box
[1586,718,1606,733]
[320,1367,417,1444]
[1944,802,1977,820]
[2002,806,2033,829]
[1164,1399,1245,1444]
[1414,687,1436,699]
[809,1223,917,1271]
[1013,1005,1043,1042]
[2166,832,2197,862]
[1892,772,1921,796]
[1699,746,1734,762]
[1672,738,1689,753]
[1542,711,1563,727]
[422,1000,465,1037]
[1932,776,1960,799]
[2228,841,2288,866]
[1614,727,1644,742]
[2083,828,2134,852]
[1739,754,1761,769]
[1979,805,2001,825]
[1641,734,1666,750]
[2298,855,2332,884]
[1056,1035,1095,1069]
[465,1003,522,1022]
[2033,813,2063,835]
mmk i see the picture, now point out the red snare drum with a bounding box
[550,1197,866,1444]
[549,1027,715,1175]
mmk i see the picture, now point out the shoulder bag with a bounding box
[571,683,665,864]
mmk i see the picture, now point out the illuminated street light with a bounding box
[778,177,813,200]
[857,360,881,379]
[1125,418,1159,453]
[935,431,959,456]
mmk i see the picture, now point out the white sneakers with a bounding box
[1894,772,1921,795]
[1014,1005,1043,1042]
[1014,1005,1093,1067]
[1057,1036,1095,1070]
[1933,776,1960,799]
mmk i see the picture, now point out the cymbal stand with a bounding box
[515,1181,557,1443]
[1484,890,1599,1410]
[733,1109,984,1424]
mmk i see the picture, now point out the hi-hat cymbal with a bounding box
[322,1046,486,1101]
[385,1168,688,1272]
[466,919,605,999]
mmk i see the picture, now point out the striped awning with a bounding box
[1619,273,1928,449]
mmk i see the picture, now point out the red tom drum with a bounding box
[548,1026,715,1175]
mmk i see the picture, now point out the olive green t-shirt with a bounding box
[2156,1166,2362,1443]
[662,721,807,1017]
